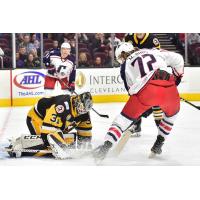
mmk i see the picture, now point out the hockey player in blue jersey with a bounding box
[43,42,76,96]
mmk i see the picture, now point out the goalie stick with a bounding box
[1,147,92,159]
[180,97,200,110]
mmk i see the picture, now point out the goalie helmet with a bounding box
[115,42,134,64]
[74,92,93,115]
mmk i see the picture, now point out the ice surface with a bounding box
[0,102,200,166]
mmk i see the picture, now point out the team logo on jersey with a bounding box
[13,71,45,89]
[56,105,65,113]
[75,71,86,88]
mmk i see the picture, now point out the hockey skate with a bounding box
[92,141,112,164]
[149,135,165,158]
[129,119,142,137]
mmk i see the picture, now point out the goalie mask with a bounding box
[115,42,134,64]
[74,92,93,115]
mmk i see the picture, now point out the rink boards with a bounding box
[0,67,200,107]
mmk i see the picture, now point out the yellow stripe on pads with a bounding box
[34,152,48,157]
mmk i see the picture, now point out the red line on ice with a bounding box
[0,108,12,139]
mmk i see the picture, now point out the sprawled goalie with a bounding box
[6,92,93,159]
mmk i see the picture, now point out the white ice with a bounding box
[0,101,200,166]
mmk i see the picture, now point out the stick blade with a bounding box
[112,130,132,156]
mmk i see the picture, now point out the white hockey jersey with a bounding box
[43,50,76,80]
[120,48,184,95]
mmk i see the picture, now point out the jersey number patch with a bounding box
[131,54,156,78]
[50,114,61,125]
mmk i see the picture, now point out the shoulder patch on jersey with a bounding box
[56,105,65,113]
[153,38,160,46]
[64,101,69,110]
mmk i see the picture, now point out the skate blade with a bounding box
[149,151,157,158]
[130,131,141,137]
[94,158,103,165]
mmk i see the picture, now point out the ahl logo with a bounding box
[75,71,86,89]
[13,71,45,89]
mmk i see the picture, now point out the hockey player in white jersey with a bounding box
[43,42,76,96]
[93,42,184,162]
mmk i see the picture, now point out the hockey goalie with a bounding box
[6,92,93,159]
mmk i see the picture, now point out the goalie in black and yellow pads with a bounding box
[7,92,93,159]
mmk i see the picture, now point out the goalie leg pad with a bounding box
[7,135,45,158]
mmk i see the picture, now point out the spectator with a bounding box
[24,53,40,68]
[31,33,40,49]
[78,33,89,44]
[52,40,59,51]
[104,50,112,66]
[78,52,90,67]
[69,39,76,55]
[188,33,200,45]
[18,45,27,62]
[91,33,110,53]
[16,52,25,68]
[29,47,39,59]
[19,34,35,53]
[178,33,185,47]
[93,56,103,67]
[108,34,121,49]
[16,33,24,47]
[64,33,75,41]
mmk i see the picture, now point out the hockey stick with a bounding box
[111,130,132,156]
[180,97,200,110]
[1,147,92,159]
[90,108,109,118]
[57,78,109,118]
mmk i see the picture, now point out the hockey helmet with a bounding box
[75,92,93,115]
[115,42,134,64]
[61,42,71,49]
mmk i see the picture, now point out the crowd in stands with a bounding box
[43,33,125,68]
[186,33,200,65]
[0,33,12,68]
[16,33,41,68]
[168,33,200,65]
[2,33,200,69]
